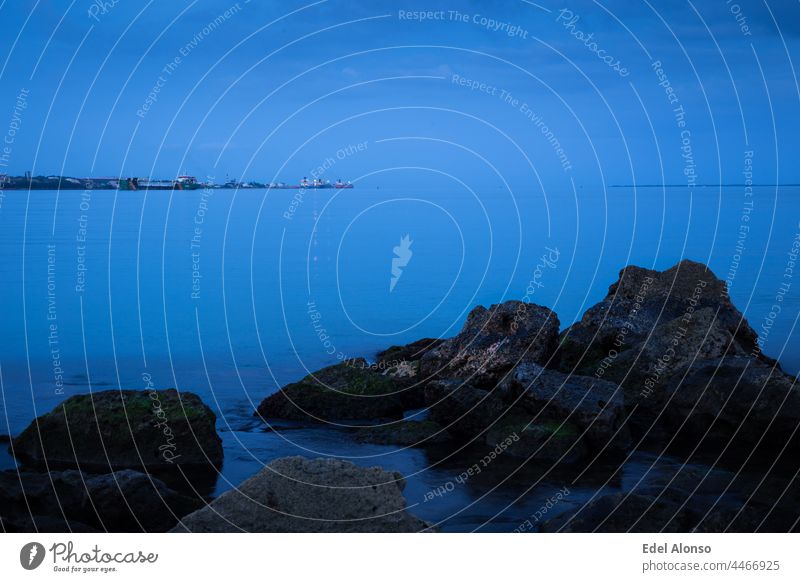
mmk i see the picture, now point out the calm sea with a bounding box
[0,185,797,530]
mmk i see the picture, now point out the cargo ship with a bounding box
[118,175,202,190]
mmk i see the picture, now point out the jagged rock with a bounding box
[420,301,559,386]
[256,359,405,422]
[376,338,444,367]
[556,260,763,381]
[355,420,450,446]
[171,457,431,532]
[554,260,799,447]
[0,469,202,532]
[10,390,222,474]
[497,363,629,452]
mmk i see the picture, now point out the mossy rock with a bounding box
[10,390,222,473]
[256,359,406,422]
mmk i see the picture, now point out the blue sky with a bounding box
[0,0,798,187]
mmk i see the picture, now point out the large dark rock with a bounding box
[0,469,203,532]
[424,378,506,438]
[423,361,629,461]
[485,418,587,463]
[423,378,589,462]
[658,356,800,448]
[171,456,431,532]
[10,390,223,474]
[497,363,630,453]
[420,301,559,386]
[355,420,451,446]
[554,260,799,447]
[540,461,800,533]
[256,359,406,423]
[556,260,763,381]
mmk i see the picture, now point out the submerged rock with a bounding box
[10,390,223,474]
[0,469,202,532]
[420,301,559,386]
[171,456,431,532]
[256,359,406,422]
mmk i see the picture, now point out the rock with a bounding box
[659,356,800,447]
[423,378,589,462]
[10,390,222,474]
[0,469,87,520]
[693,505,799,533]
[83,470,203,531]
[375,339,444,408]
[355,420,450,446]
[554,260,799,447]
[497,363,629,452]
[540,491,798,533]
[424,379,506,437]
[556,260,763,381]
[486,418,587,463]
[256,359,406,422]
[172,456,431,532]
[540,492,693,532]
[1,514,98,533]
[376,338,444,367]
[0,469,203,532]
[420,301,559,386]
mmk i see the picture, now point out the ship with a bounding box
[118,176,202,191]
[280,177,353,189]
